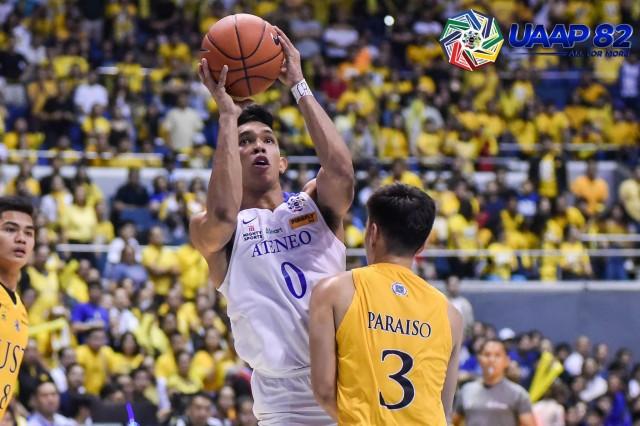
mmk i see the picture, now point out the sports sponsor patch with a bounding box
[241,215,263,241]
[289,212,317,229]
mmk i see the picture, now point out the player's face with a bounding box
[0,211,35,271]
[238,121,287,191]
[479,342,510,380]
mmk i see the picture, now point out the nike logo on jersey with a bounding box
[242,217,257,225]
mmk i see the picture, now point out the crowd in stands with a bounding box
[0,0,639,424]
[446,276,640,426]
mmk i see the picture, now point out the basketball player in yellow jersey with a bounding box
[0,197,35,417]
[309,183,463,425]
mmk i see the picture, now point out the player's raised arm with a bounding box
[309,276,340,421]
[274,27,354,221]
[442,302,464,423]
[190,61,243,285]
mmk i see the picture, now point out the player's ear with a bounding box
[369,222,379,246]
[279,156,288,175]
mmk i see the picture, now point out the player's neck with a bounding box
[0,268,20,292]
[241,186,283,211]
[371,254,414,271]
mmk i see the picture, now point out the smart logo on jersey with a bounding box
[439,9,504,71]
[391,282,408,297]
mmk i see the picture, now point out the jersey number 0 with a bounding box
[280,261,307,299]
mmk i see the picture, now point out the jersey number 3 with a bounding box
[280,261,307,299]
[379,349,415,410]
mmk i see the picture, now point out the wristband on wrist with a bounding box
[291,79,313,104]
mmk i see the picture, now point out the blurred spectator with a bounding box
[570,160,609,215]
[39,155,71,196]
[106,245,148,289]
[111,168,150,225]
[70,282,108,340]
[40,80,76,147]
[49,347,77,394]
[453,339,535,426]
[163,92,203,153]
[109,287,139,338]
[532,382,566,426]
[215,386,236,425]
[106,221,141,265]
[620,54,640,111]
[74,71,108,116]
[170,392,222,426]
[619,165,640,232]
[39,175,71,226]
[235,396,258,426]
[381,158,423,190]
[142,226,178,299]
[18,339,53,408]
[565,336,592,377]
[579,357,607,403]
[26,381,75,426]
[559,226,593,280]
[445,275,474,339]
[290,5,323,59]
[75,327,113,395]
[58,363,87,418]
[166,351,200,396]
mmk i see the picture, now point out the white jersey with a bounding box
[219,191,346,377]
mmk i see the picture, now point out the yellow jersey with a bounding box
[0,286,29,417]
[336,263,452,426]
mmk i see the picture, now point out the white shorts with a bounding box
[251,370,336,426]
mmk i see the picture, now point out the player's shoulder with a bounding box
[312,271,354,302]
[417,275,449,304]
[315,271,353,293]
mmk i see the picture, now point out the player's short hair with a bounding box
[480,338,508,355]
[0,196,35,219]
[238,104,274,129]
[366,183,436,256]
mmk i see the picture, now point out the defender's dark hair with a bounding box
[0,196,34,219]
[366,183,436,256]
[238,104,274,128]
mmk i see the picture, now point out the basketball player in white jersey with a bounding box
[190,27,354,426]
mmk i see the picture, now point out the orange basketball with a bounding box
[200,14,284,98]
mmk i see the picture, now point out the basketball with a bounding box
[200,14,284,98]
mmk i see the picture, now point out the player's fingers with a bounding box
[217,64,229,89]
[274,26,293,52]
[200,59,215,87]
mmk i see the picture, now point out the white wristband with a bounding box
[291,79,313,104]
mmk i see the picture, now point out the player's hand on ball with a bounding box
[199,59,243,117]
[273,26,303,88]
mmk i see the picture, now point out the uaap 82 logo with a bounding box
[440,9,634,71]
